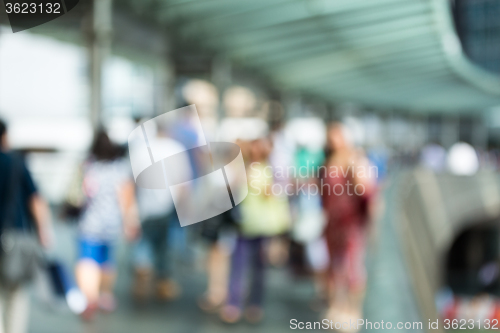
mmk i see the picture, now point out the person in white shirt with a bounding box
[131,129,192,302]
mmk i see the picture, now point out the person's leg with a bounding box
[325,229,365,333]
[76,239,103,319]
[246,237,266,323]
[325,229,351,312]
[221,236,248,323]
[324,233,350,323]
[267,236,289,267]
[76,240,102,304]
[205,242,229,307]
[5,287,29,333]
[76,260,101,303]
[131,235,154,301]
[99,244,117,312]
[325,236,337,310]
[306,237,330,311]
[199,215,230,312]
[153,215,180,301]
[248,238,265,306]
[99,269,117,312]
[0,282,8,333]
[346,228,367,318]
[152,218,169,280]
[75,259,101,319]
[227,237,247,307]
[332,259,349,311]
[324,254,351,330]
[169,214,189,263]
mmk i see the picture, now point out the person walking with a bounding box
[74,130,139,320]
[320,123,376,332]
[131,126,191,302]
[0,119,52,333]
[220,138,291,324]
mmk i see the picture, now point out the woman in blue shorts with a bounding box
[75,131,139,320]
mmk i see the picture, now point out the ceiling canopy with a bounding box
[121,0,500,113]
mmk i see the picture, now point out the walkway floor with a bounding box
[28,179,424,333]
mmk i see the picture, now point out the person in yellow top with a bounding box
[220,138,291,324]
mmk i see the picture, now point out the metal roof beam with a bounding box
[270,27,436,83]
[176,0,413,38]
[246,37,440,68]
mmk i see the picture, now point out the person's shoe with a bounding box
[80,302,98,322]
[325,308,361,333]
[132,268,152,302]
[156,279,181,301]
[324,306,341,331]
[244,305,264,324]
[99,292,117,313]
[338,311,361,333]
[220,305,242,324]
[198,294,224,313]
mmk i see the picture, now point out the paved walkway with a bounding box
[28,178,424,333]
[363,178,424,332]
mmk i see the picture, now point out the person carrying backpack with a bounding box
[0,119,52,333]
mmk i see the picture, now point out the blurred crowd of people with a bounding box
[0,88,383,333]
[3,81,500,333]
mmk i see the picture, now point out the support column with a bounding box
[472,116,488,149]
[211,55,232,119]
[281,92,302,120]
[86,0,113,130]
[157,40,176,116]
[441,115,459,149]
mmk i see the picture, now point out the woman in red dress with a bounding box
[321,123,376,331]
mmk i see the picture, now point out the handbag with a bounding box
[0,153,43,287]
[292,192,326,243]
[240,163,291,237]
[241,194,291,237]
